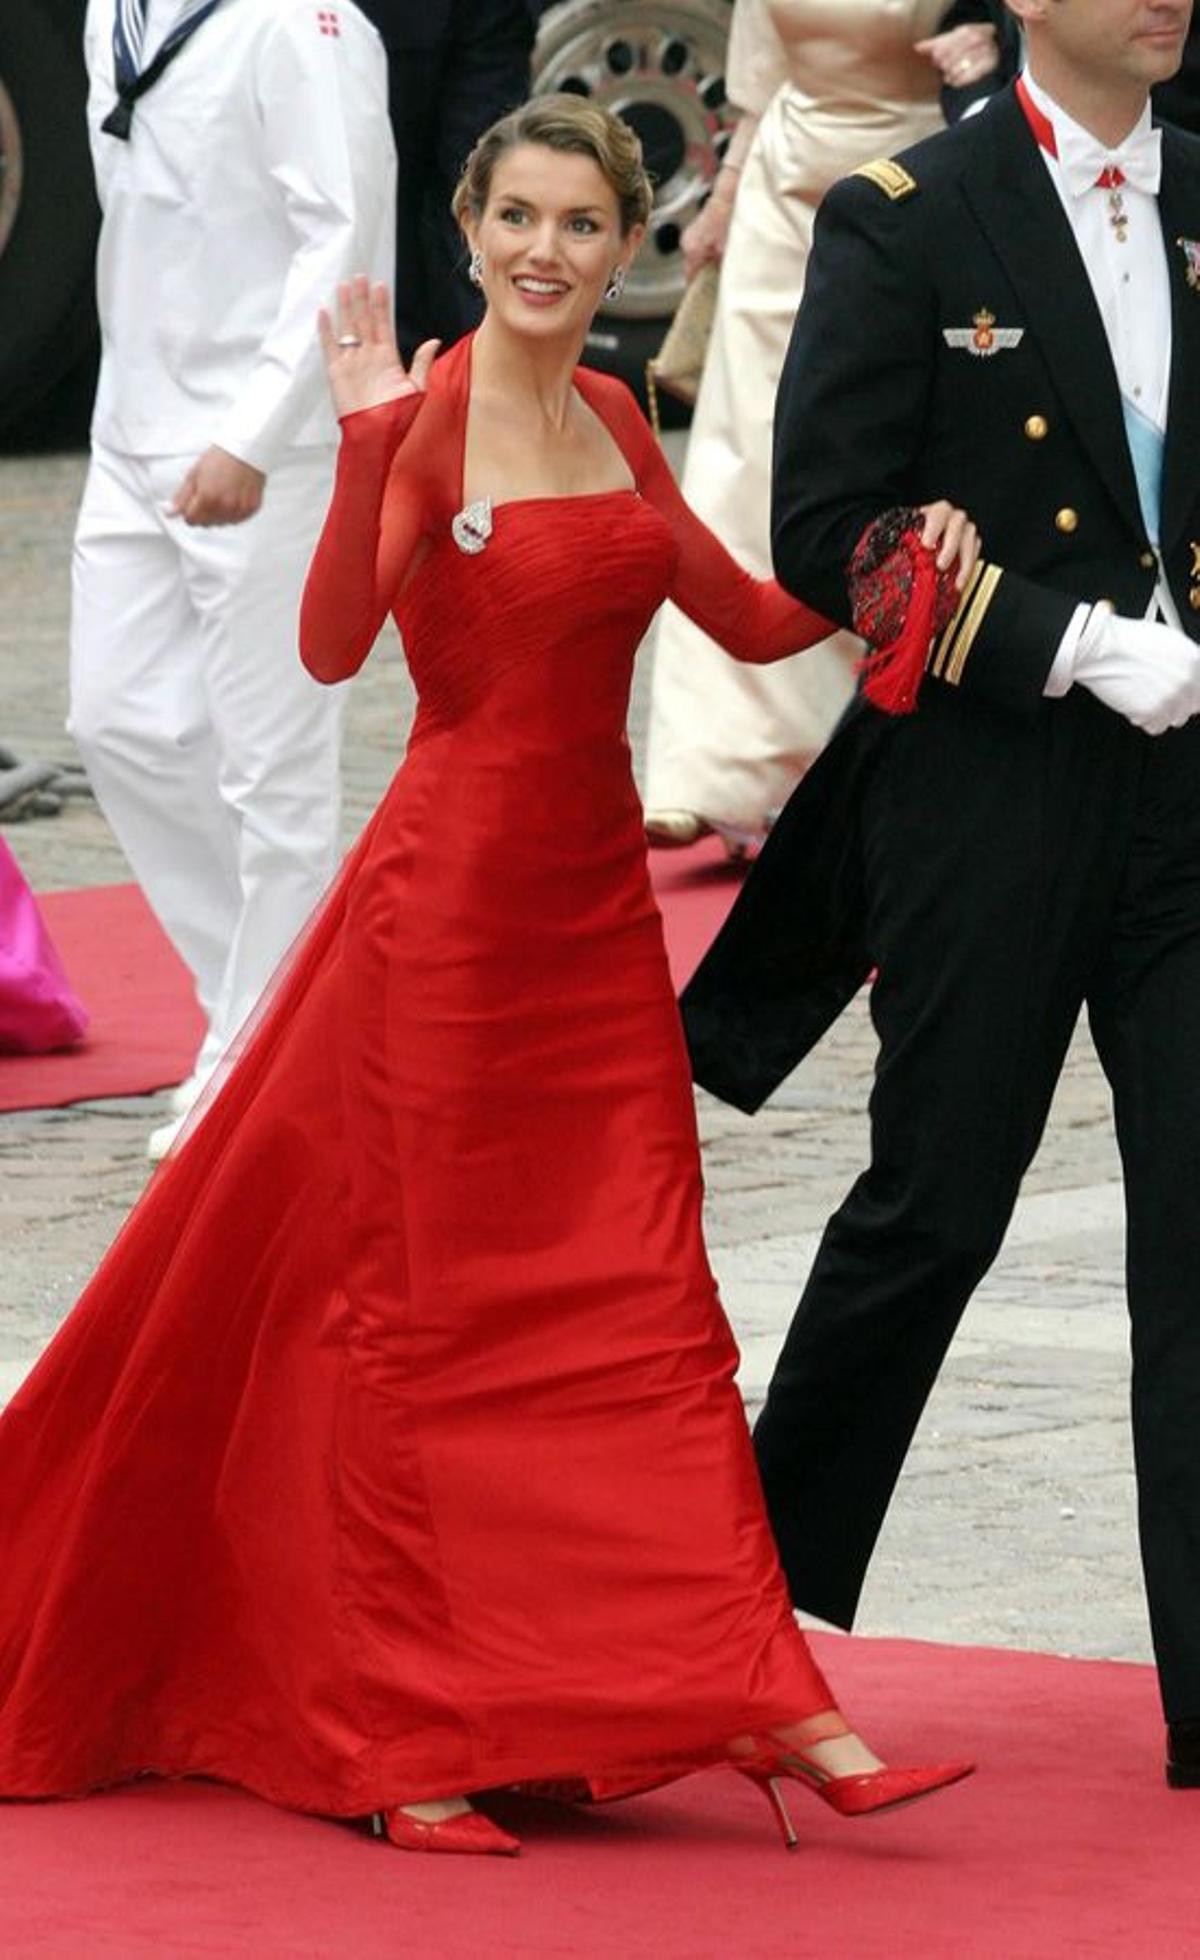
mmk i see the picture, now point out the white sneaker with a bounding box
[146,1114,185,1162]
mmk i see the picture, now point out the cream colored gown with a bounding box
[644,0,946,837]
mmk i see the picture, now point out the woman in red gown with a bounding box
[0,97,976,1856]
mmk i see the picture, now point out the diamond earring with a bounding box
[468,247,484,287]
[603,266,627,304]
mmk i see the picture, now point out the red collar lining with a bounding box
[1015,76,1125,189]
[1015,75,1057,157]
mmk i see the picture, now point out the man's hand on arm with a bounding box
[169,447,266,527]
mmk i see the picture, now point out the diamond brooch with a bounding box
[451,497,493,555]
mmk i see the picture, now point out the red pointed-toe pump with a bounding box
[373,1805,521,1857]
[732,1738,975,1849]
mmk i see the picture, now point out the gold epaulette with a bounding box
[852,159,918,202]
[928,562,1003,685]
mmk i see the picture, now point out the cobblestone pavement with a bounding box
[0,448,1150,1672]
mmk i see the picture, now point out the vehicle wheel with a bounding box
[531,0,733,408]
[0,0,99,445]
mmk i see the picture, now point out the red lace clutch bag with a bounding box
[847,507,962,715]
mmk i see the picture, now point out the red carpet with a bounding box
[0,1633,1192,1957]
[0,886,202,1114]
[648,833,745,988]
[0,847,734,1115]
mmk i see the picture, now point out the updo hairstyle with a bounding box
[452,93,653,239]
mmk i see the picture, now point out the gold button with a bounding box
[1024,415,1049,441]
[1139,550,1156,569]
[1190,588,1200,613]
[1055,507,1079,534]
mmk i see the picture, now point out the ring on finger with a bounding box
[337,334,363,349]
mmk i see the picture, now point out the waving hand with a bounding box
[318,275,439,419]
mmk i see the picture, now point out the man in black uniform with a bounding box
[682,0,1200,1783]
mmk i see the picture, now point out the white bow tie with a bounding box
[1058,123,1163,200]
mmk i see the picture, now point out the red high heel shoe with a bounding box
[732,1741,975,1849]
[373,1806,521,1857]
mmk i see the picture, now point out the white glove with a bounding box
[1063,606,1200,736]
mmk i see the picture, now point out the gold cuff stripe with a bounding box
[946,564,1002,685]
[929,563,983,679]
[851,159,918,202]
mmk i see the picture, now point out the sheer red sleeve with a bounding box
[299,392,428,684]
[590,375,837,663]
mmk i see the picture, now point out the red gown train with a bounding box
[0,339,839,1814]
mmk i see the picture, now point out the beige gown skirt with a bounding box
[644,84,944,835]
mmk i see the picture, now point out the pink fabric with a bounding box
[0,840,88,1054]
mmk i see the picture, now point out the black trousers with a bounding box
[753,684,1200,1721]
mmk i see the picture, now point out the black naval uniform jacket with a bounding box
[682,84,1200,1112]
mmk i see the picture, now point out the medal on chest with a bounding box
[1097,167,1129,244]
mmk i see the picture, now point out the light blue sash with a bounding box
[1122,396,1165,548]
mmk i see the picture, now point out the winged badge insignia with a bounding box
[943,309,1024,357]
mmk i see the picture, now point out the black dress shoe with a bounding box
[1166,1721,1200,1787]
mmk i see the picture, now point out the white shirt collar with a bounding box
[1021,68,1154,158]
[1020,68,1160,200]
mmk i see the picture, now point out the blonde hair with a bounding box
[452,94,653,238]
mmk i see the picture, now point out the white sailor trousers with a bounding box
[68,442,342,1079]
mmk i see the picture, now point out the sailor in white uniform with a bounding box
[71,0,396,1154]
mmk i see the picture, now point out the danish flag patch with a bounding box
[317,9,340,35]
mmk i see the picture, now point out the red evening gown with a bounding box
[0,338,839,1815]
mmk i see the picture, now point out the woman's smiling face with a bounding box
[468,143,642,343]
